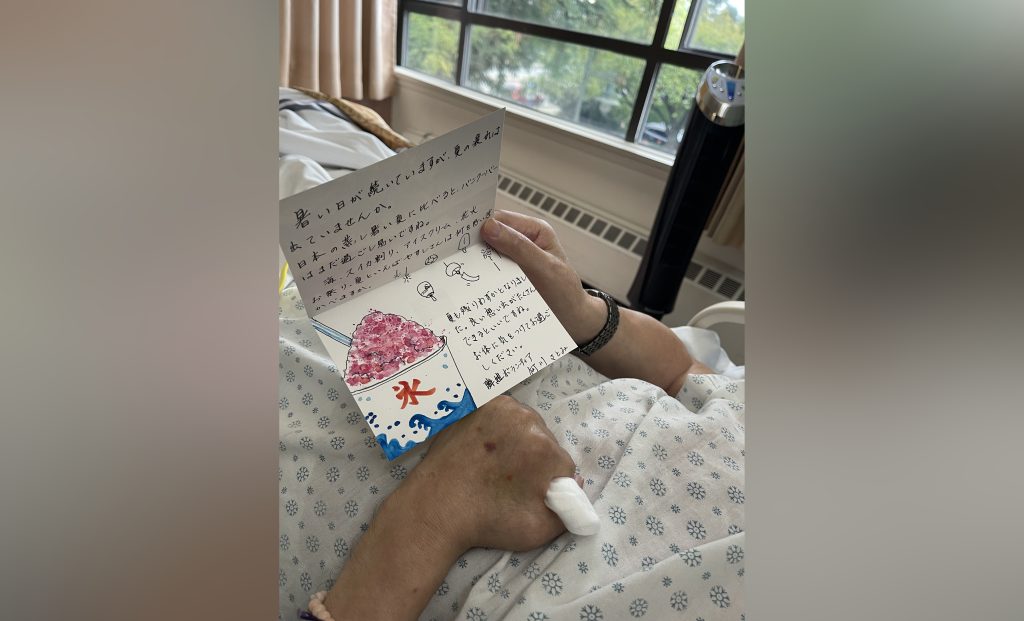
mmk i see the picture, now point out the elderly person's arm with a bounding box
[315,396,578,621]
[482,211,710,395]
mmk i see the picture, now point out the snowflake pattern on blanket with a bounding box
[278,288,745,620]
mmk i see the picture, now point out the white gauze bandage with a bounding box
[544,477,600,536]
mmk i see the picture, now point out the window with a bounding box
[399,0,745,156]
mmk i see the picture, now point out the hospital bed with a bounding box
[278,87,745,620]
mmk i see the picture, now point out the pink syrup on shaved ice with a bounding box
[344,310,443,388]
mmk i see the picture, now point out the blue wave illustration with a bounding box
[375,435,418,460]
[375,389,477,460]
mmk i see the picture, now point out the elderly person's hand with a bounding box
[413,395,579,551]
[318,396,577,621]
[482,210,606,345]
[482,210,710,394]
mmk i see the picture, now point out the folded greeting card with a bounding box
[280,110,576,460]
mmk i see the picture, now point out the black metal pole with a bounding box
[628,61,745,319]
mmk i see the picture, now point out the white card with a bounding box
[280,110,576,459]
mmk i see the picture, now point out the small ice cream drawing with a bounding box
[311,311,477,460]
[416,281,437,301]
[443,260,480,284]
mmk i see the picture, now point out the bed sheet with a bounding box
[278,87,396,199]
[278,288,745,621]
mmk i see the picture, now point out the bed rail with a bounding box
[687,301,745,329]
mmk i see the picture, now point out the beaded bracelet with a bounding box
[301,591,335,621]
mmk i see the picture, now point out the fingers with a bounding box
[540,420,578,484]
[491,209,550,243]
[532,505,569,549]
[544,475,600,536]
[482,216,557,279]
[505,398,576,482]
[493,210,568,261]
[484,395,580,492]
[559,447,578,482]
[485,209,568,258]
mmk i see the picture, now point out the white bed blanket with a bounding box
[278,289,745,621]
[278,87,395,199]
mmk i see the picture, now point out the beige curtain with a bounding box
[705,43,745,248]
[706,137,744,247]
[280,0,397,101]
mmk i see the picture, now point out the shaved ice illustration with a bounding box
[312,311,476,460]
[343,311,443,388]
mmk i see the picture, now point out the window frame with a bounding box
[396,0,738,148]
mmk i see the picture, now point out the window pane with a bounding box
[466,26,645,138]
[476,0,663,45]
[686,0,745,55]
[404,12,460,82]
[639,64,703,154]
[663,0,693,50]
